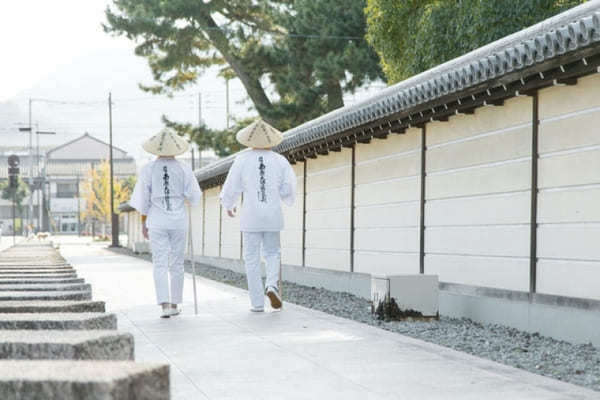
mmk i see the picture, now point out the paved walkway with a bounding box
[58,239,597,400]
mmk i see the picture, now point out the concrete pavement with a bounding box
[57,238,598,400]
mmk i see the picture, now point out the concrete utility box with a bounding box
[371,275,439,319]
[133,241,150,254]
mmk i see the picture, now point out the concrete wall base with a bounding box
[440,283,600,346]
[191,255,600,346]
[191,255,371,299]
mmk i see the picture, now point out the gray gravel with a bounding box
[114,248,600,392]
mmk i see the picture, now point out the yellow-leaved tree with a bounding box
[81,161,134,237]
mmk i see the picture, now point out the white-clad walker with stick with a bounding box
[220,120,296,312]
[129,129,202,318]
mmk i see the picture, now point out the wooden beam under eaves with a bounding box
[357,137,371,144]
[317,148,329,156]
[555,77,578,86]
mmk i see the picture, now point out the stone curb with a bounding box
[0,291,92,301]
[0,266,73,270]
[0,273,78,278]
[0,313,117,330]
[0,330,134,360]
[0,278,85,285]
[0,361,169,400]
[0,270,75,275]
[0,283,91,292]
[0,301,105,313]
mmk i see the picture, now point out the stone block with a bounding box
[0,330,134,360]
[0,278,84,285]
[0,265,73,270]
[0,301,105,313]
[0,313,117,330]
[0,270,75,276]
[0,263,70,268]
[372,274,439,318]
[0,361,169,400]
[0,290,92,301]
[0,272,77,280]
[0,283,91,292]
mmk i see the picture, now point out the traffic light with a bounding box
[7,155,20,189]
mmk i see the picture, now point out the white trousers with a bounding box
[149,228,186,305]
[243,231,280,309]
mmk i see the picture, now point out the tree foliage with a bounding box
[104,0,383,132]
[81,161,132,226]
[0,177,29,213]
[162,116,249,158]
[365,0,585,83]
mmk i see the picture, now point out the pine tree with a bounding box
[104,0,383,132]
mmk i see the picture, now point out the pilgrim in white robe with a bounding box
[220,149,297,309]
[129,158,202,305]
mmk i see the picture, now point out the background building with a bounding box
[46,133,136,234]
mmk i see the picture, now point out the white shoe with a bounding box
[161,304,171,318]
[250,307,264,313]
[266,286,282,309]
[169,304,181,317]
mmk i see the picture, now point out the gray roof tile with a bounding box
[196,2,600,185]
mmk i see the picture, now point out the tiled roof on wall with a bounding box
[195,1,600,187]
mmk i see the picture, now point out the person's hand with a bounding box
[227,207,237,218]
[142,225,149,240]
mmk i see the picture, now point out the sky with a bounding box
[0,0,119,102]
[0,1,385,163]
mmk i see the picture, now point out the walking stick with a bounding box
[278,259,283,309]
[188,205,198,315]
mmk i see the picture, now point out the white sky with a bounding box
[0,0,119,101]
[0,1,385,163]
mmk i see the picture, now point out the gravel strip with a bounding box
[113,247,600,392]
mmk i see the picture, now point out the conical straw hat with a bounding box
[236,119,283,148]
[142,129,190,156]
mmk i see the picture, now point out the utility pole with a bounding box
[35,130,54,231]
[191,146,195,170]
[108,92,119,247]
[225,79,231,129]
[76,175,81,237]
[198,92,202,168]
[28,99,33,232]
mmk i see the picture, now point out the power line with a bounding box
[201,25,365,41]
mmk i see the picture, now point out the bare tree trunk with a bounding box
[326,81,344,112]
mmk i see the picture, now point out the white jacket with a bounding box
[220,149,296,232]
[129,158,202,230]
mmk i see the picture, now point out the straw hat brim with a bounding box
[142,130,190,156]
[236,120,283,148]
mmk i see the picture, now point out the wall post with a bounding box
[419,126,427,274]
[530,93,539,295]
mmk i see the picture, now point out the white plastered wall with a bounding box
[354,128,421,276]
[305,149,352,271]
[425,96,533,291]
[203,187,221,257]
[188,199,203,258]
[537,73,600,301]
[281,163,304,266]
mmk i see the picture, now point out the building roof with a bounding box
[46,133,130,160]
[195,1,600,188]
